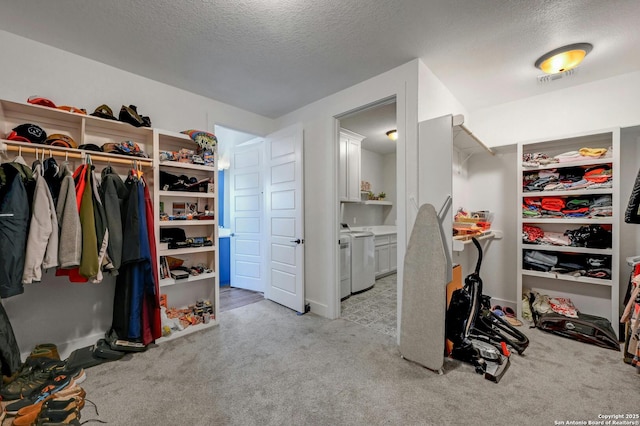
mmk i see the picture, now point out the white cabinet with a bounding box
[153,129,219,342]
[374,233,397,278]
[339,129,364,202]
[516,129,620,333]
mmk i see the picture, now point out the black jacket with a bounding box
[0,302,20,377]
[0,163,32,298]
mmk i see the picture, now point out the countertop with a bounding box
[349,225,397,236]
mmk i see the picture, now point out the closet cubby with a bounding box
[517,129,620,334]
[153,129,219,342]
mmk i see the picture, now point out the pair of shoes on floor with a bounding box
[3,344,60,386]
[4,368,85,415]
[491,305,523,326]
[0,358,65,400]
[10,384,86,426]
[1,360,85,402]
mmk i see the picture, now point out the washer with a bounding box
[350,230,375,294]
[339,231,352,300]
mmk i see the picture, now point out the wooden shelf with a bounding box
[1,139,153,167]
[158,246,215,256]
[522,218,613,225]
[522,188,612,198]
[159,161,215,172]
[159,272,215,288]
[521,270,613,287]
[158,191,215,199]
[453,230,503,252]
[159,220,216,227]
[155,320,218,344]
[522,244,612,255]
[362,200,392,206]
[522,157,612,171]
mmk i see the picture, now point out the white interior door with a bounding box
[230,141,265,292]
[265,124,305,313]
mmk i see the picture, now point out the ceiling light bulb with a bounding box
[535,43,593,74]
[386,130,397,141]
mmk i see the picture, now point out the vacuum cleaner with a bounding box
[446,237,529,382]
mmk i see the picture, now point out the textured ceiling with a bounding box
[0,1,639,118]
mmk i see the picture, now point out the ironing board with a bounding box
[400,203,447,372]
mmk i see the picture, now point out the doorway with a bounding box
[216,125,266,312]
[336,98,398,337]
[215,123,306,314]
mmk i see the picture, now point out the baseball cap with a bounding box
[45,133,78,149]
[27,96,57,108]
[78,144,102,152]
[7,123,47,144]
[57,105,87,115]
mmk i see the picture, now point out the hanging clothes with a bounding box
[100,166,127,274]
[0,301,20,377]
[143,176,162,342]
[111,172,141,341]
[23,162,59,284]
[90,167,111,282]
[111,171,160,343]
[0,162,32,298]
[56,163,82,269]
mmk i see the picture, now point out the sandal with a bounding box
[503,306,523,326]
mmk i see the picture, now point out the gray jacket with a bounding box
[56,165,81,269]
[23,163,59,284]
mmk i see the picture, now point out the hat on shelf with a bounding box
[119,105,151,128]
[78,143,102,152]
[57,105,87,115]
[102,140,147,157]
[7,123,47,144]
[27,96,57,109]
[181,129,217,151]
[90,104,118,121]
[45,133,78,149]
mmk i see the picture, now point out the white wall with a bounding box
[0,31,275,359]
[469,71,640,148]
[0,31,275,137]
[361,148,384,196]
[276,60,418,319]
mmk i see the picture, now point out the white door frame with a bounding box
[333,96,400,320]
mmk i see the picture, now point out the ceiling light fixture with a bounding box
[535,43,593,74]
[386,129,397,141]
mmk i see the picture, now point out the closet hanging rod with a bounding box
[452,114,495,156]
[3,142,152,167]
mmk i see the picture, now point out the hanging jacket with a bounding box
[143,177,162,342]
[0,163,30,298]
[56,164,82,268]
[100,166,127,273]
[89,168,110,283]
[0,302,20,377]
[78,164,99,279]
[112,175,141,340]
[23,163,59,284]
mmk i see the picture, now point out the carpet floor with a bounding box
[3,299,638,425]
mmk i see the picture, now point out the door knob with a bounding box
[290,238,302,244]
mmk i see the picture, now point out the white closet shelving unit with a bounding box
[153,129,220,342]
[516,129,620,332]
